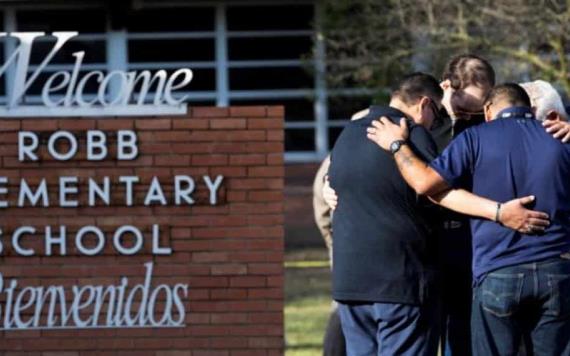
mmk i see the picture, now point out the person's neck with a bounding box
[389,98,413,121]
[490,102,513,120]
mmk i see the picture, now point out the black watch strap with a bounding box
[389,140,408,155]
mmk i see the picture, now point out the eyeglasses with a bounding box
[454,108,485,116]
[453,107,485,120]
[427,98,444,122]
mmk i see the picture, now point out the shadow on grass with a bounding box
[285,265,332,355]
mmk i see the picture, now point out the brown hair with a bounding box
[442,54,495,90]
[485,83,531,108]
[392,72,443,106]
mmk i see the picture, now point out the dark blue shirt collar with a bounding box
[495,106,535,120]
[367,105,407,120]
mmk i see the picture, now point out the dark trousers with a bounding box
[442,266,472,356]
[337,301,440,356]
[472,257,570,356]
[441,231,473,356]
[323,302,346,356]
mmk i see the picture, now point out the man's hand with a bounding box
[323,176,338,210]
[367,117,410,150]
[543,119,570,143]
[499,195,550,234]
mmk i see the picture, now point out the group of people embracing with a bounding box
[312,54,570,356]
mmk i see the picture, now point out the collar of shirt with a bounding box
[495,106,535,120]
[367,105,407,120]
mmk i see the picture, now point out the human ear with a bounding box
[484,104,492,122]
[545,110,562,122]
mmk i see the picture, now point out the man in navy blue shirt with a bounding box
[367,83,570,355]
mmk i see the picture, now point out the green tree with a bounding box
[321,0,570,97]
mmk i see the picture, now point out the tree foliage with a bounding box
[321,0,570,97]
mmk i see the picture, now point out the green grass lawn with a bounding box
[285,249,332,356]
[283,250,445,356]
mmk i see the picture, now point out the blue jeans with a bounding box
[337,301,440,356]
[472,257,570,356]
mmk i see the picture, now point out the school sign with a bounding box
[0,32,284,354]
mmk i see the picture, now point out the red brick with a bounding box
[0,132,18,144]
[0,120,21,131]
[229,106,267,117]
[210,167,247,177]
[211,314,249,327]
[210,119,247,129]
[267,153,284,166]
[192,154,228,166]
[135,118,172,130]
[193,252,229,263]
[246,142,283,153]
[248,337,283,348]
[210,289,248,300]
[21,119,58,131]
[248,288,283,299]
[248,191,284,202]
[96,119,134,130]
[154,131,191,142]
[210,264,248,276]
[192,107,229,117]
[229,154,266,166]
[155,155,191,166]
[248,263,283,275]
[172,118,209,129]
[266,130,284,141]
[267,106,284,117]
[230,276,266,287]
[0,108,284,354]
[247,118,283,129]
[248,167,284,177]
[58,119,96,130]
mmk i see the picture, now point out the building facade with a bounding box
[0,0,373,162]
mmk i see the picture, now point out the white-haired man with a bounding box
[520,80,568,121]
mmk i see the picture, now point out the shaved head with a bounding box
[485,83,531,108]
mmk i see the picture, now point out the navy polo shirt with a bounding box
[329,105,439,304]
[430,106,570,283]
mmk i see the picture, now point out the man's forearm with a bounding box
[430,188,497,221]
[393,145,448,196]
[393,146,499,221]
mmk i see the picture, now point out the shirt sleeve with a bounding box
[429,130,476,189]
[408,123,439,162]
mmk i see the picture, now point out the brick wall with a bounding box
[0,106,285,355]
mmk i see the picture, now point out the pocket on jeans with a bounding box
[546,273,570,317]
[481,272,524,317]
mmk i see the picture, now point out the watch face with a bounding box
[390,141,401,153]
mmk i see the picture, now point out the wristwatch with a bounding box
[389,140,407,155]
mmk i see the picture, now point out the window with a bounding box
[128,39,215,62]
[227,5,313,31]
[0,1,377,162]
[229,37,312,61]
[230,67,313,90]
[17,9,106,32]
[285,128,315,152]
[125,7,215,32]
[230,98,314,122]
